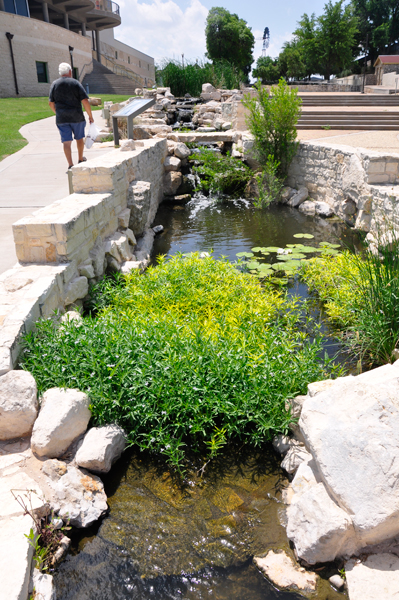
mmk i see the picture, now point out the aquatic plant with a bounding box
[189,148,252,197]
[22,254,340,475]
[242,79,302,177]
[156,59,243,97]
[302,229,399,366]
[253,156,284,209]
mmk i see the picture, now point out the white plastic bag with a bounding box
[85,122,101,149]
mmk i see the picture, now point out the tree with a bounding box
[243,79,302,177]
[252,56,280,83]
[294,13,320,78]
[352,0,399,65]
[278,41,306,80]
[317,0,359,80]
[205,7,255,76]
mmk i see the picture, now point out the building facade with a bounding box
[0,0,154,97]
[374,55,399,86]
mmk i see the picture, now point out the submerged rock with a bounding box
[254,550,318,594]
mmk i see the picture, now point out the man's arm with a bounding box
[82,99,94,124]
[49,101,56,114]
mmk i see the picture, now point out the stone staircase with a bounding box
[81,60,141,95]
[298,94,399,129]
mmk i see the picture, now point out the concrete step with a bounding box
[297,123,399,130]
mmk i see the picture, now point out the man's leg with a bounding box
[76,138,85,162]
[63,141,73,167]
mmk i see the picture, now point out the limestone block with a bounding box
[120,260,141,274]
[90,241,106,278]
[287,466,357,564]
[64,276,88,306]
[0,514,36,600]
[114,234,132,261]
[174,142,191,160]
[120,139,136,151]
[346,554,399,600]
[298,201,316,216]
[254,551,318,593]
[272,434,291,454]
[314,201,334,218]
[127,180,152,237]
[202,83,216,93]
[44,463,108,528]
[135,228,155,263]
[31,569,55,600]
[167,141,176,155]
[280,187,296,204]
[76,425,126,473]
[201,91,222,102]
[164,156,181,172]
[0,347,12,376]
[78,262,95,279]
[31,388,91,458]
[281,444,312,474]
[124,228,137,246]
[0,370,38,440]
[222,121,232,131]
[133,126,152,140]
[60,310,82,325]
[288,187,309,208]
[163,171,182,196]
[299,377,399,546]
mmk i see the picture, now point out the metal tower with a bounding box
[262,27,270,57]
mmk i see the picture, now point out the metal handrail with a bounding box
[94,0,120,15]
[100,53,145,87]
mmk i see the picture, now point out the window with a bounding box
[148,64,150,71]
[4,0,29,15]
[139,60,141,68]
[36,61,48,83]
[73,67,79,79]
[115,51,118,59]
[128,56,130,64]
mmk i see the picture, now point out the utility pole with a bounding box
[361,33,369,94]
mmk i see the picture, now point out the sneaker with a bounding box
[78,157,87,164]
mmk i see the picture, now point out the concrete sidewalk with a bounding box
[0,111,113,275]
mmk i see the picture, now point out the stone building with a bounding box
[374,55,399,85]
[0,0,155,97]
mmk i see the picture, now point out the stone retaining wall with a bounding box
[0,138,167,375]
[286,141,399,231]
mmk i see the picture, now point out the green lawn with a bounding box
[0,94,132,162]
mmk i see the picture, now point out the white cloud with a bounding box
[116,0,208,63]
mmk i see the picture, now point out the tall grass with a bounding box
[156,59,243,97]
[22,255,340,475]
[302,225,399,366]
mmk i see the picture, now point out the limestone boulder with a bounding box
[202,83,216,93]
[298,200,316,216]
[254,550,318,594]
[346,554,399,600]
[76,425,126,473]
[163,171,182,196]
[0,370,38,440]
[132,125,152,140]
[42,462,108,527]
[31,388,91,458]
[288,187,309,208]
[31,569,55,600]
[314,201,334,218]
[164,155,182,172]
[127,180,152,236]
[174,142,191,160]
[280,187,296,204]
[299,377,399,546]
[286,461,358,564]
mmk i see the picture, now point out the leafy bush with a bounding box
[22,255,340,474]
[253,156,284,209]
[189,148,252,196]
[302,229,399,365]
[156,59,243,97]
[243,79,302,177]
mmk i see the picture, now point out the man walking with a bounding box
[49,62,94,169]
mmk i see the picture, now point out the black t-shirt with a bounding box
[49,77,88,124]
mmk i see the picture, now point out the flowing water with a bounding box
[54,196,357,600]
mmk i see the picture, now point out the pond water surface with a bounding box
[54,196,355,600]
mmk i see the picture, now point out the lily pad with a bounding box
[247,261,261,269]
[320,248,339,255]
[294,246,319,253]
[293,233,315,239]
[271,263,284,271]
[263,246,284,253]
[318,242,341,249]
[251,247,263,252]
[236,252,254,258]
[260,251,270,256]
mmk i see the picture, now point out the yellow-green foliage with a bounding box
[301,252,359,327]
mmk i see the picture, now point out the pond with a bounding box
[54,195,357,600]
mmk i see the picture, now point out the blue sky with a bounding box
[115,0,331,65]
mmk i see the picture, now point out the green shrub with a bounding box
[156,59,243,97]
[243,79,302,177]
[189,148,252,196]
[22,255,340,474]
[253,156,284,208]
[302,228,399,365]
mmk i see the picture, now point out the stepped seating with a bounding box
[297,93,399,129]
[81,60,141,95]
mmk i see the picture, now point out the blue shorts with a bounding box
[57,121,86,143]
